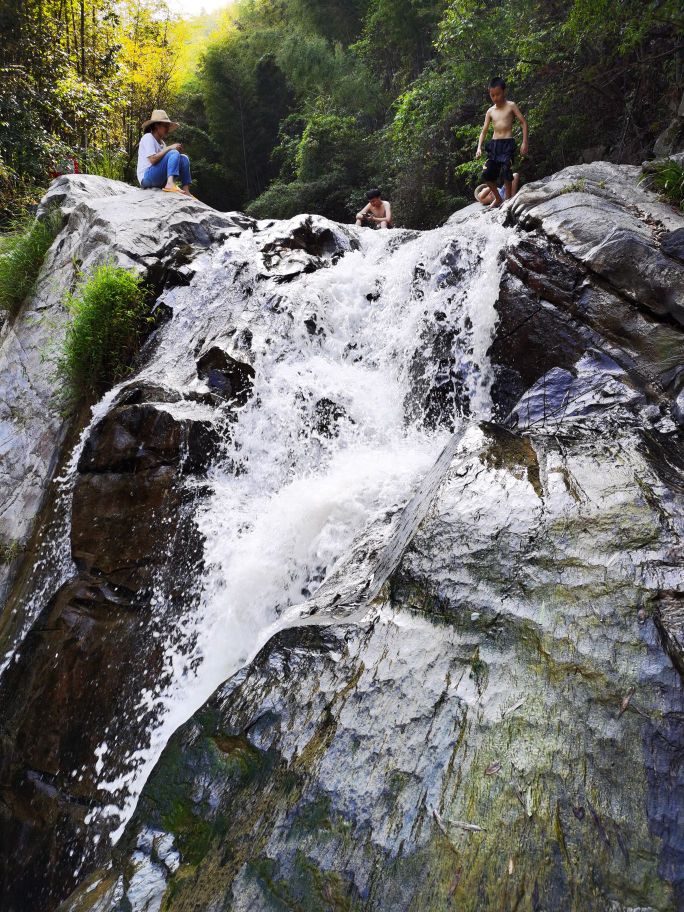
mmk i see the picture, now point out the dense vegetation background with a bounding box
[1,0,682,228]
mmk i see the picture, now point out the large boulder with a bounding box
[0,575,164,911]
[508,162,684,326]
[72,400,219,590]
[0,390,223,908]
[196,347,255,405]
[256,214,356,281]
[492,164,684,427]
[38,174,254,287]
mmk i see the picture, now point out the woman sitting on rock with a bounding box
[137,109,193,196]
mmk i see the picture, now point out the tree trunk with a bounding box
[80,0,86,77]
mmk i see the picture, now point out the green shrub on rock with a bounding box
[57,264,151,409]
[0,213,60,316]
[646,159,684,211]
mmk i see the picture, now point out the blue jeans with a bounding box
[141,150,192,188]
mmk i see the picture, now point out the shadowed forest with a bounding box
[1,0,682,228]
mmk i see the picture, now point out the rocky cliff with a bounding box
[0,163,683,912]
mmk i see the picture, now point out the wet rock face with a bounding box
[0,395,219,909]
[62,420,684,912]
[652,590,684,679]
[196,347,255,404]
[313,397,349,438]
[662,227,684,263]
[489,264,587,419]
[73,402,219,590]
[72,467,182,590]
[0,575,162,911]
[257,214,356,281]
[508,162,684,326]
[491,166,684,427]
[78,402,218,475]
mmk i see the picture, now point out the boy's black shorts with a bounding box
[482,138,516,184]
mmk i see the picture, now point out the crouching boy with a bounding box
[356,189,393,229]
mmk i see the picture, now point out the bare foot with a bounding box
[486,198,503,211]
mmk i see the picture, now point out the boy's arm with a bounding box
[356,203,370,219]
[512,104,528,155]
[475,110,491,158]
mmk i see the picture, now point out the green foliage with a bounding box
[296,115,364,181]
[0,538,23,565]
[248,112,381,222]
[358,0,446,90]
[289,0,368,45]
[199,37,294,207]
[80,148,128,181]
[0,213,60,316]
[565,0,684,55]
[560,177,588,194]
[3,0,681,227]
[0,158,47,224]
[0,0,187,218]
[645,159,684,210]
[57,264,150,408]
[248,172,347,221]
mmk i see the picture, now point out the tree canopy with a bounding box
[1,0,682,227]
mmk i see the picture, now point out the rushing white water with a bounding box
[72,210,512,840]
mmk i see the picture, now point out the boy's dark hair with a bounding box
[489,77,506,90]
[366,188,382,200]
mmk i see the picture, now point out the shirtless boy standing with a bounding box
[475,77,528,209]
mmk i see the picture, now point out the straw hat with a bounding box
[474,183,491,202]
[142,109,179,132]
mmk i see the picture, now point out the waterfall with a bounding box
[9,164,681,912]
[10,209,514,847]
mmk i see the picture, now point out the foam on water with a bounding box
[52,210,513,841]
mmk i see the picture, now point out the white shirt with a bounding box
[137,133,165,184]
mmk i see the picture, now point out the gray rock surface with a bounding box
[61,417,684,912]
[508,162,684,325]
[0,175,250,610]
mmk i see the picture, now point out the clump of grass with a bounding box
[57,264,151,409]
[81,147,127,181]
[645,159,684,211]
[0,538,22,565]
[560,177,587,195]
[0,212,60,316]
